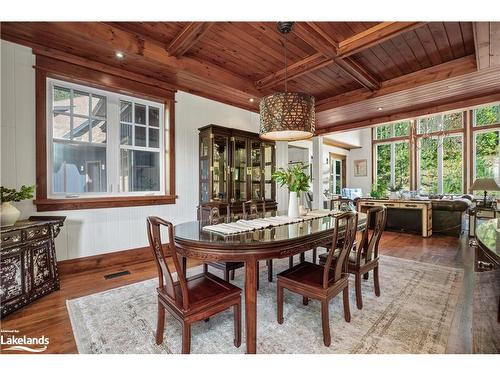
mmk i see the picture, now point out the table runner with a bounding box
[202,209,341,235]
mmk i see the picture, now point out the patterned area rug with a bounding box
[67,255,463,354]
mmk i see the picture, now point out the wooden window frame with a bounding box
[34,55,177,211]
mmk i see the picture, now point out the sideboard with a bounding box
[357,198,432,237]
[0,216,65,317]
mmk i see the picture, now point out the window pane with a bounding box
[475,131,500,180]
[53,86,71,114]
[120,123,133,145]
[135,103,146,125]
[91,120,107,143]
[149,128,159,148]
[73,91,90,116]
[419,138,438,194]
[53,114,71,140]
[395,142,410,189]
[418,115,440,134]
[72,117,90,142]
[443,136,463,194]
[149,106,160,127]
[474,105,500,127]
[120,101,132,122]
[91,94,106,118]
[53,142,106,193]
[135,126,146,147]
[443,112,463,131]
[120,149,160,192]
[376,125,392,140]
[394,121,410,137]
[376,144,391,192]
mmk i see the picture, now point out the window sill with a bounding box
[34,195,177,211]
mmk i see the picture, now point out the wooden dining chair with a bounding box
[318,206,387,309]
[276,211,358,347]
[201,205,245,282]
[147,216,242,354]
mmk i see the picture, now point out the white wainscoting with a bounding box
[1,40,260,260]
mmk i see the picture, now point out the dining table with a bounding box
[174,211,367,354]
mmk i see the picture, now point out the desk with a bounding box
[357,199,432,237]
[174,212,367,353]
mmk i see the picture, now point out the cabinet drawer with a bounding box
[401,203,421,209]
[25,225,50,241]
[1,230,22,247]
[383,202,400,208]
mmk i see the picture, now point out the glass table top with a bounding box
[475,218,500,261]
[174,211,367,246]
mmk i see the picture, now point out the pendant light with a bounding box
[259,22,316,141]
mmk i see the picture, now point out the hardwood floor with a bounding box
[0,231,476,354]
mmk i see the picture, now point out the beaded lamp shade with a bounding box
[260,92,315,141]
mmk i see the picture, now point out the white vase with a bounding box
[288,191,300,218]
[389,192,399,200]
[1,202,21,227]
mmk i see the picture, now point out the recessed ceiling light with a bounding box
[377,107,383,111]
[115,51,125,59]
[249,98,255,103]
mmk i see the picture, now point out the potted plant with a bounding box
[388,184,402,200]
[0,185,35,227]
[272,163,310,218]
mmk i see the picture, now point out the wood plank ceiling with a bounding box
[1,21,500,134]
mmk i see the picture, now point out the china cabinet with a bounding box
[198,125,276,214]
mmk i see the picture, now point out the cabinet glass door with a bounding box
[212,135,228,201]
[232,137,247,202]
[251,140,262,199]
[263,143,274,200]
[200,135,210,203]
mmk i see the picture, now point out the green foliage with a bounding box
[370,184,386,199]
[1,185,35,203]
[475,105,499,127]
[388,184,403,192]
[272,163,310,193]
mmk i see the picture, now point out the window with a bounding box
[473,104,500,127]
[474,130,500,181]
[329,155,343,195]
[48,79,166,199]
[375,120,410,140]
[375,141,410,191]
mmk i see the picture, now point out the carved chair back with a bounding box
[322,211,358,288]
[147,216,190,310]
[198,203,231,224]
[243,199,266,219]
[358,206,387,263]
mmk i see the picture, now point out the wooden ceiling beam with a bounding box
[167,22,214,57]
[316,55,477,113]
[337,22,426,57]
[473,22,500,70]
[333,57,380,91]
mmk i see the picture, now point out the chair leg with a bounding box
[289,256,293,268]
[203,263,208,274]
[267,260,273,282]
[181,322,191,354]
[234,302,241,348]
[224,269,230,282]
[300,252,305,263]
[355,273,363,310]
[343,286,351,322]
[277,282,284,324]
[155,300,165,345]
[374,266,381,297]
[256,262,260,290]
[321,300,331,347]
[230,269,235,280]
[302,296,309,306]
[363,272,369,280]
[312,248,317,264]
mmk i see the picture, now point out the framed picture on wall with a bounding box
[353,159,367,177]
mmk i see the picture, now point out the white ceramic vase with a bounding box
[288,191,300,218]
[1,202,20,227]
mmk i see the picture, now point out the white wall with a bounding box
[347,127,372,195]
[0,40,260,260]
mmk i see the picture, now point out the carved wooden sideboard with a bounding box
[1,216,65,317]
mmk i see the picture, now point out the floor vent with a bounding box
[104,270,131,280]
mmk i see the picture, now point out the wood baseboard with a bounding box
[57,245,169,275]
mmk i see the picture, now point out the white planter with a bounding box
[389,192,399,200]
[1,202,21,227]
[288,191,300,218]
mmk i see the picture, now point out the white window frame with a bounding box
[417,134,464,195]
[46,78,166,199]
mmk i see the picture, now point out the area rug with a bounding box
[67,255,463,354]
